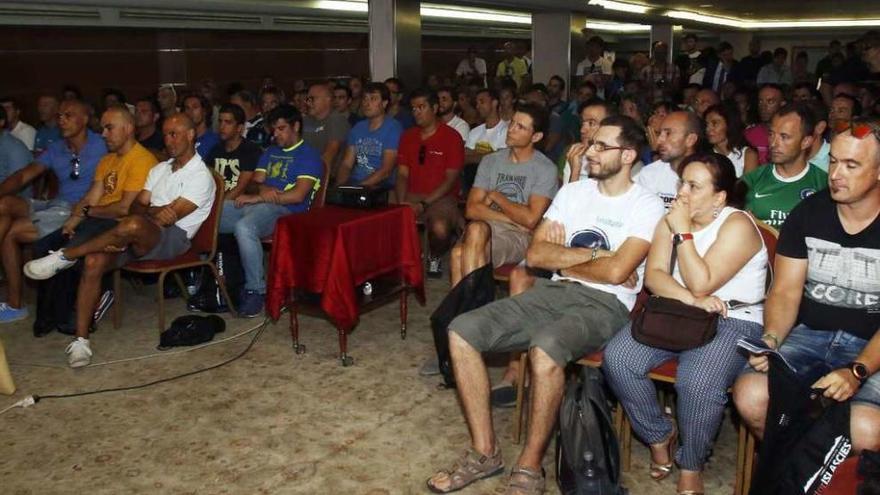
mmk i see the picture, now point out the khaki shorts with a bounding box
[487,220,531,267]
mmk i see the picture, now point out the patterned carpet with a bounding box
[0,276,740,494]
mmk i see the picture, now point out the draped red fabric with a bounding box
[266,205,425,329]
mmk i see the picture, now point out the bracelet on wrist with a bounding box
[762,332,779,349]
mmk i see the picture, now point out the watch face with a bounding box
[853,363,869,380]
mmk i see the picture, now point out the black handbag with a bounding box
[631,241,719,352]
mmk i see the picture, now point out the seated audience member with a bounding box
[522,84,564,163]
[292,89,309,117]
[156,84,179,119]
[805,99,831,172]
[498,84,517,122]
[742,104,828,228]
[0,100,105,322]
[395,89,465,279]
[335,82,403,189]
[204,103,261,199]
[134,97,165,155]
[646,101,674,153]
[230,90,268,148]
[303,82,350,178]
[462,89,509,193]
[830,94,861,133]
[603,152,767,495]
[332,84,359,128]
[24,114,216,367]
[792,82,818,103]
[427,115,663,493]
[1,97,36,152]
[0,106,32,185]
[546,75,568,116]
[757,48,794,86]
[34,94,61,155]
[456,86,480,128]
[384,78,415,130]
[31,107,157,333]
[563,98,617,184]
[745,84,786,164]
[198,78,222,132]
[259,86,284,143]
[450,102,557,286]
[347,75,365,117]
[437,86,470,142]
[704,103,758,177]
[733,118,880,456]
[182,93,220,159]
[219,105,323,317]
[693,89,720,118]
[637,111,703,208]
[102,88,134,115]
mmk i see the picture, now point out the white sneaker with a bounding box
[24,250,76,280]
[65,337,92,368]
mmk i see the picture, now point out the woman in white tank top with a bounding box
[705,103,759,177]
[603,152,768,495]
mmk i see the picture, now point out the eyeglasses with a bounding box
[833,120,880,141]
[587,140,628,152]
[418,145,426,165]
[69,155,80,180]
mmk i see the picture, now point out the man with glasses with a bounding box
[0,99,104,323]
[395,89,465,279]
[24,113,216,367]
[303,82,350,180]
[427,115,664,493]
[734,117,880,456]
[636,111,703,208]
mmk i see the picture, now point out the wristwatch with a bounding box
[672,232,693,245]
[590,247,599,261]
[848,361,870,386]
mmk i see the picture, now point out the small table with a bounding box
[266,205,425,365]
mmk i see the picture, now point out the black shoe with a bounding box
[33,319,56,338]
[490,383,519,409]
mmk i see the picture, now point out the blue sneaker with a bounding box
[238,290,265,318]
[0,303,28,323]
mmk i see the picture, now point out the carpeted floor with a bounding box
[0,275,742,494]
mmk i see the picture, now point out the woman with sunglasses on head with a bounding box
[704,102,759,177]
[603,152,768,495]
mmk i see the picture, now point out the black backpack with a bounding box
[187,234,244,312]
[556,365,626,495]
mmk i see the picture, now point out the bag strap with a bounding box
[668,240,678,274]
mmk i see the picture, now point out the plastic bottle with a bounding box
[362,281,373,296]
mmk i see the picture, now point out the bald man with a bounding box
[0,99,106,324]
[29,106,158,336]
[303,81,349,176]
[25,113,216,367]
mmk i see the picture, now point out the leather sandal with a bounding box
[426,446,504,494]
[650,419,678,481]
[505,465,545,495]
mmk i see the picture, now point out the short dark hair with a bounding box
[773,47,788,58]
[680,152,743,208]
[514,101,549,136]
[384,77,404,92]
[437,86,455,98]
[759,83,785,97]
[102,88,127,104]
[364,82,391,102]
[409,88,438,107]
[334,85,353,99]
[136,96,161,115]
[578,97,617,118]
[182,93,213,122]
[266,104,302,130]
[61,84,82,99]
[232,90,258,107]
[476,88,500,101]
[833,93,863,117]
[548,75,566,91]
[0,96,18,109]
[600,115,647,153]
[526,83,549,98]
[577,80,598,94]
[718,41,733,52]
[775,102,817,137]
[684,33,698,42]
[218,103,246,125]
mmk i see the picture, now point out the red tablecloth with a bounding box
[266,205,425,329]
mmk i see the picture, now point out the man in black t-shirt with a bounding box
[734,118,880,454]
[204,103,260,199]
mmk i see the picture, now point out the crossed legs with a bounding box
[0,196,39,310]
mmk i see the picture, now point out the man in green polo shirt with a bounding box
[743,103,828,228]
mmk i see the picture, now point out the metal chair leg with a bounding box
[157,271,167,332]
[112,270,122,329]
[399,288,408,339]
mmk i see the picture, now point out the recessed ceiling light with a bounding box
[699,4,713,7]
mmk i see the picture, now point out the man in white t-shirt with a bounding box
[455,47,488,85]
[462,89,509,193]
[438,86,470,142]
[576,36,613,79]
[562,98,617,184]
[427,115,664,493]
[24,113,216,368]
[0,97,37,151]
[636,111,702,208]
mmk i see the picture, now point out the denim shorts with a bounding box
[29,198,71,238]
[776,324,880,408]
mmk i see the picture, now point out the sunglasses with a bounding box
[418,145,426,165]
[833,120,880,141]
[69,155,80,180]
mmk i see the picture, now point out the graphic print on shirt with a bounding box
[494,172,527,203]
[805,237,880,312]
[355,137,382,175]
[569,227,611,251]
[214,157,242,190]
[103,170,118,195]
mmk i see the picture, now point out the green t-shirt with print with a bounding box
[742,163,828,228]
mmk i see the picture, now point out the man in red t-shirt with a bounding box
[395,89,465,278]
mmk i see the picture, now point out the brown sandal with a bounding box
[426,446,504,494]
[505,465,545,494]
[650,419,678,481]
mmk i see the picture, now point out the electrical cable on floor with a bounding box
[0,317,270,417]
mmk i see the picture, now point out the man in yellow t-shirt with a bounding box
[495,41,529,90]
[30,106,157,337]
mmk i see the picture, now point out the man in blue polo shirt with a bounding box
[183,93,220,159]
[0,99,104,322]
[219,104,323,317]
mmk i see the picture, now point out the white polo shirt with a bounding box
[144,153,216,239]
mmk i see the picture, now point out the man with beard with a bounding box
[745,84,787,164]
[637,111,703,208]
[437,86,470,142]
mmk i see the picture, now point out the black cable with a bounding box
[33,318,269,403]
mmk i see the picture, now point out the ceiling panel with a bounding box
[634,1,880,20]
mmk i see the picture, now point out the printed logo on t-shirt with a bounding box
[494,172,527,204]
[214,157,242,191]
[800,188,817,200]
[103,170,118,195]
[804,237,880,311]
[569,228,610,250]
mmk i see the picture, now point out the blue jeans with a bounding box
[776,324,880,408]
[218,200,289,293]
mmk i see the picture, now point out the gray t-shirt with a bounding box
[473,149,558,205]
[303,111,351,157]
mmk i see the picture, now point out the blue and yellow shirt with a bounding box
[255,140,323,213]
